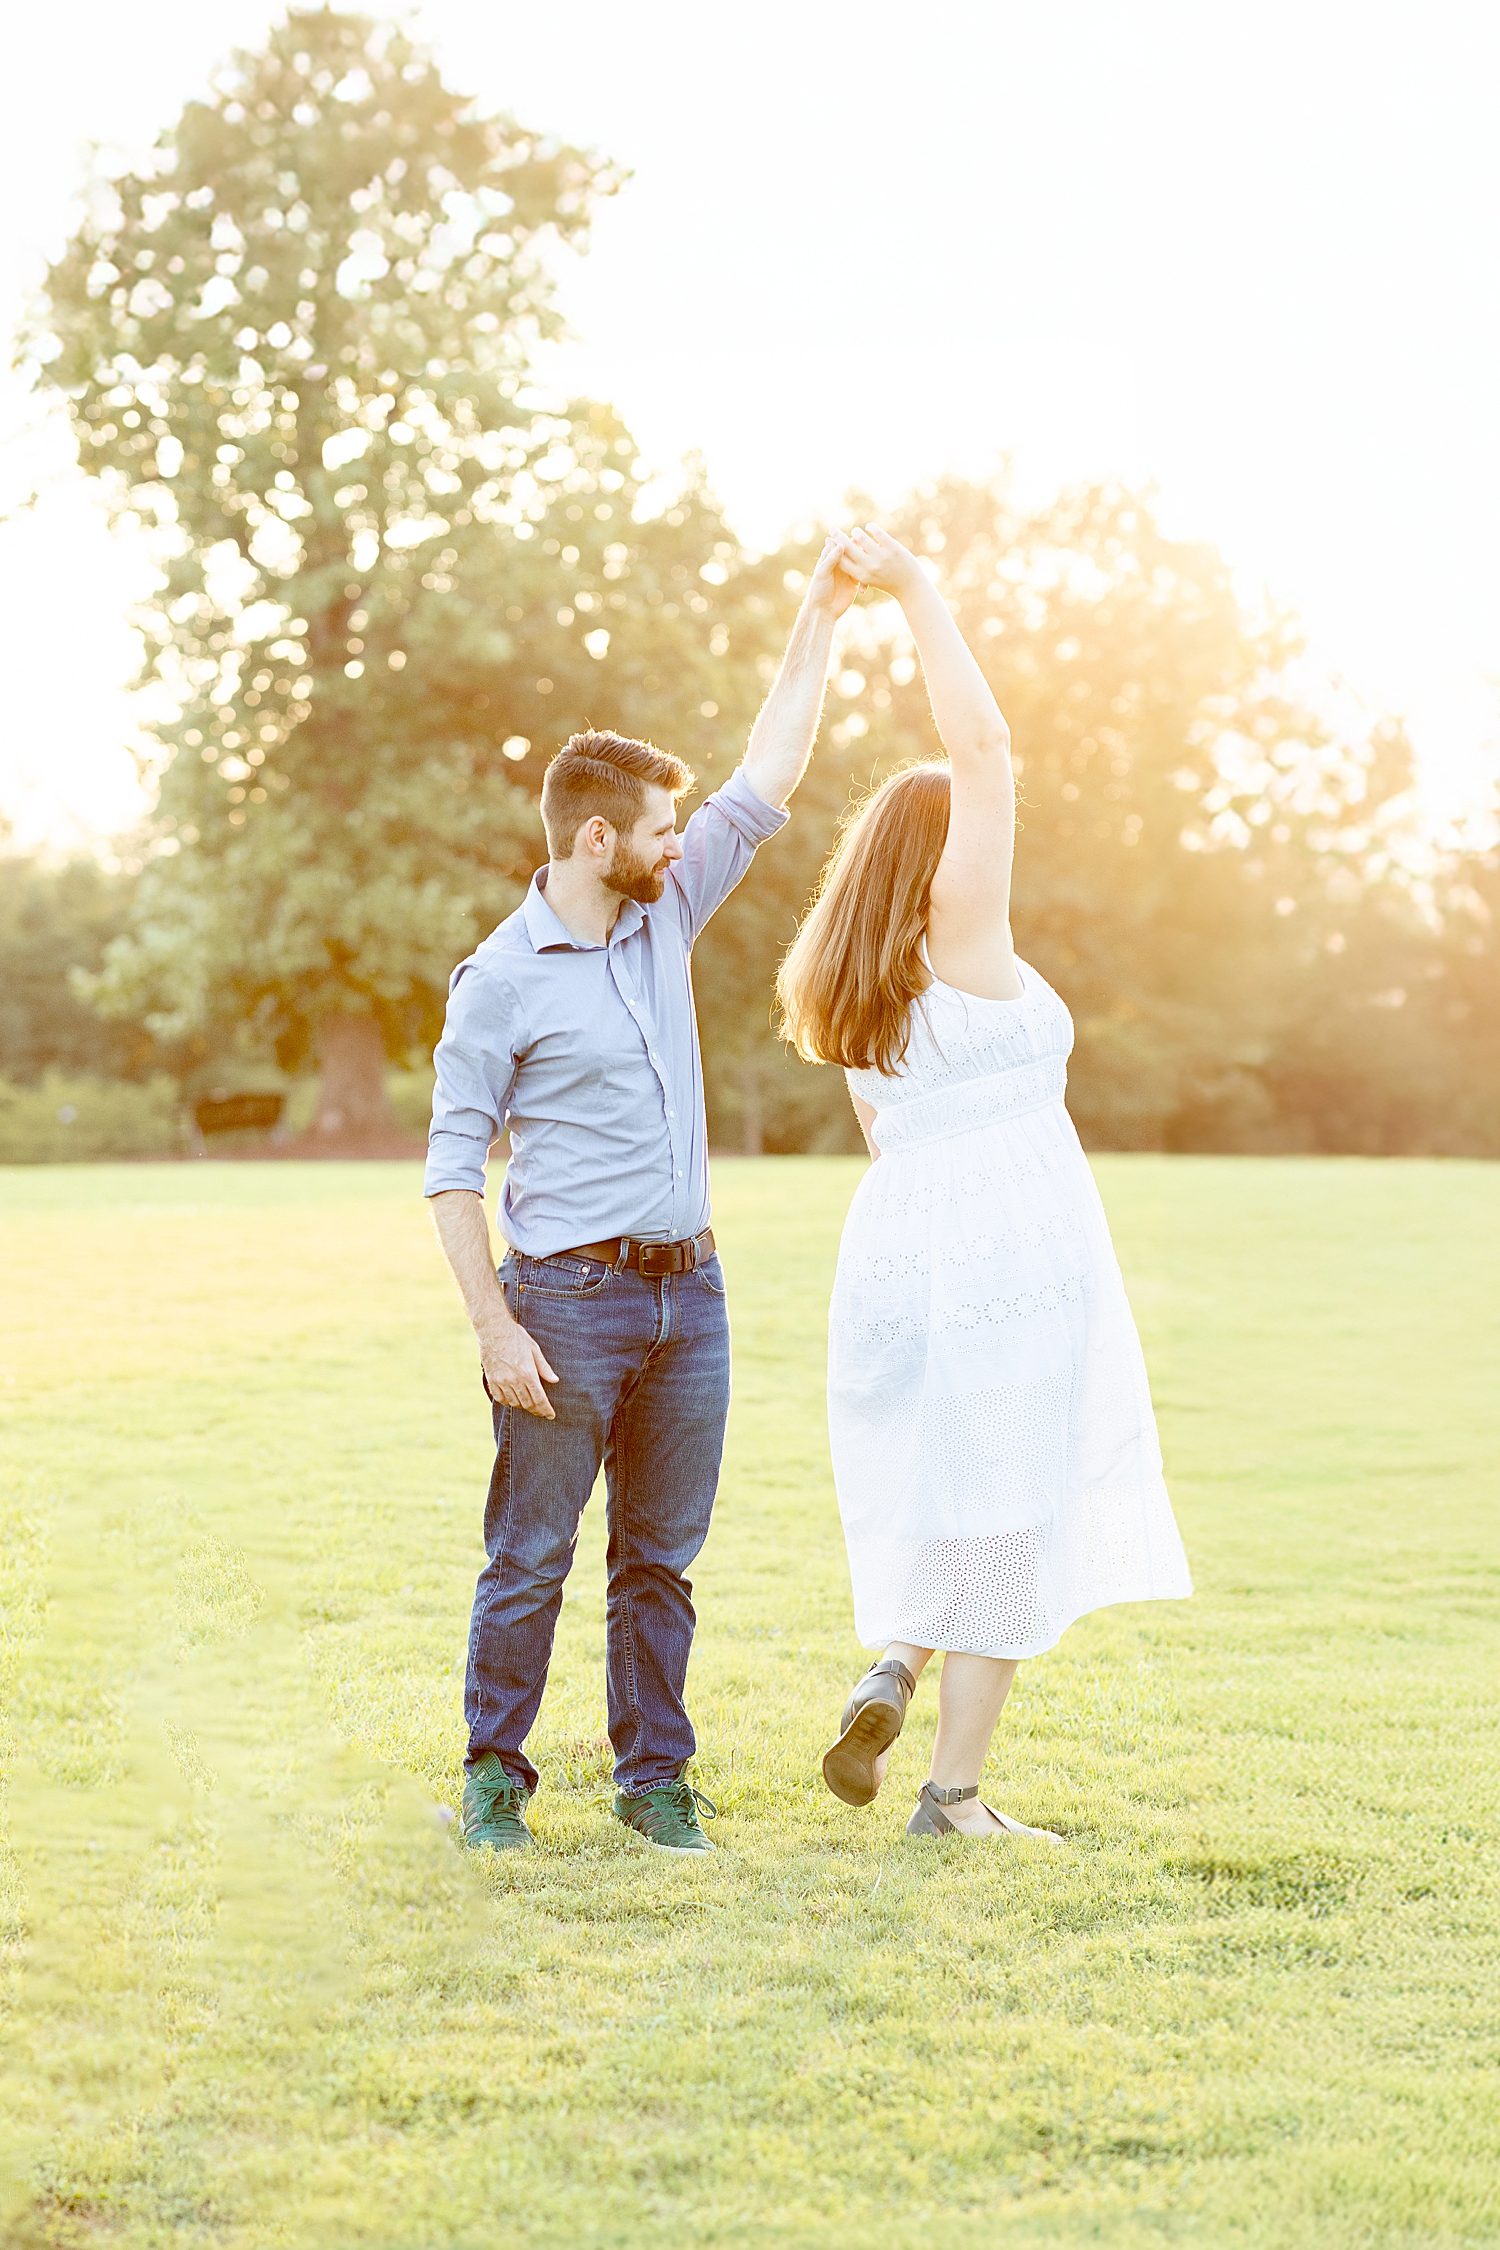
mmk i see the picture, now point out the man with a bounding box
[426,535,859,1854]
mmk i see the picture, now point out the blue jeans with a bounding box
[465,1248,732,1796]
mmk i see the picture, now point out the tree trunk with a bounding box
[313,1012,397,1143]
[739,1056,764,1157]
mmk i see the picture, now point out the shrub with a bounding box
[386,1069,437,1140]
[0,1073,182,1163]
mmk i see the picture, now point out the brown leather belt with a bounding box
[561,1227,715,1276]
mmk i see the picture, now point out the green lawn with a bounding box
[1,1155,1497,2249]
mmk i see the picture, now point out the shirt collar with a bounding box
[524,867,645,952]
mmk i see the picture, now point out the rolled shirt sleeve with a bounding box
[668,764,790,941]
[423,963,521,1197]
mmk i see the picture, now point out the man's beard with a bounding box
[602,839,668,905]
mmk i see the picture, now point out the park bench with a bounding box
[191,1089,285,1153]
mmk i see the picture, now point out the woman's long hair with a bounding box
[777,761,951,1074]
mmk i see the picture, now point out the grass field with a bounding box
[1,1154,1497,2249]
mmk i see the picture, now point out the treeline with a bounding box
[6,8,1497,1159]
[6,465,1500,1160]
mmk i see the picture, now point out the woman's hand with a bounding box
[832,523,924,599]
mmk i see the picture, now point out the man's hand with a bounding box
[479,1318,559,1419]
[806,531,863,620]
[831,523,924,601]
[429,1188,561,1419]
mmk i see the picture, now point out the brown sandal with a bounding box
[905,1781,1064,1842]
[821,1659,918,1806]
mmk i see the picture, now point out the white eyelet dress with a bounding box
[828,958,1191,1657]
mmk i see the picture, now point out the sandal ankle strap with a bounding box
[920,1781,978,1807]
[862,1658,917,1697]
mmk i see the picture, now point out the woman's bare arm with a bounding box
[834,525,1018,1000]
[849,1088,880,1159]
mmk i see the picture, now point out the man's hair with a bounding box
[539,730,696,859]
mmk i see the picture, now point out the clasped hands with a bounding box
[804,522,924,619]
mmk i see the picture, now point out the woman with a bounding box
[778,523,1192,1842]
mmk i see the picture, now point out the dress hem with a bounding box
[855,1575,1194,1663]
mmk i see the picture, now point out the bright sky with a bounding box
[2,0,1497,850]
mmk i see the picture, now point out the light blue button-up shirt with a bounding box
[423,765,789,1254]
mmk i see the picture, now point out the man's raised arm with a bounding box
[740,534,861,809]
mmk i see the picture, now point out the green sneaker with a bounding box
[461,1752,533,1852]
[614,1778,718,1854]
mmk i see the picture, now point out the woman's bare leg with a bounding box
[928,1652,1019,1834]
[867,1641,934,1789]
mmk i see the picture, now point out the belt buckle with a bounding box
[638,1241,673,1278]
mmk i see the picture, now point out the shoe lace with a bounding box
[478,1776,524,1822]
[661,1780,717,1829]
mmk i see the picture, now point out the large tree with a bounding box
[32,9,632,1137]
